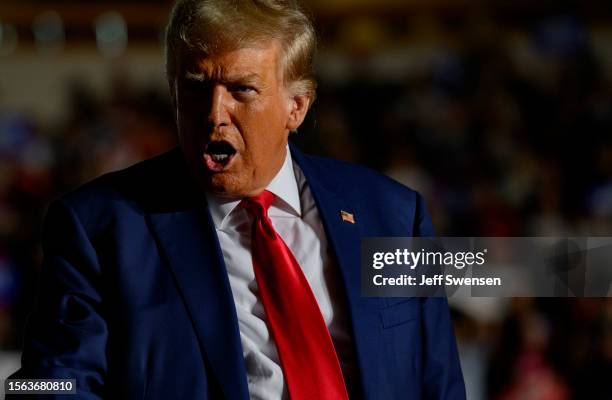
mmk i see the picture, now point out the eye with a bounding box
[230,84,258,102]
[234,85,255,93]
[181,80,209,96]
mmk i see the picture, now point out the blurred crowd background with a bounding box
[1,0,611,399]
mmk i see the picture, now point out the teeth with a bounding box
[211,154,229,162]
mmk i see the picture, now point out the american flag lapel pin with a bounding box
[340,210,355,224]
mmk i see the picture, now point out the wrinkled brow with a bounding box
[183,71,261,85]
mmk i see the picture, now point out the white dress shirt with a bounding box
[206,147,356,400]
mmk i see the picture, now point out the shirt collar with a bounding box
[206,146,301,229]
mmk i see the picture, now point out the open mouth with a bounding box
[202,140,237,172]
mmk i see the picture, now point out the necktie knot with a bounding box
[241,190,275,219]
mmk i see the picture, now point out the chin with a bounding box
[207,174,245,198]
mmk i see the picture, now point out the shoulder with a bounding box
[297,151,421,206]
[293,148,434,235]
[52,147,191,232]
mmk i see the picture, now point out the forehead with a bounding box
[178,42,283,81]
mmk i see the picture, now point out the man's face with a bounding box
[173,42,304,198]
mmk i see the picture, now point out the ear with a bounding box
[285,93,311,131]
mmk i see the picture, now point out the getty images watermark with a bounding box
[361,237,612,297]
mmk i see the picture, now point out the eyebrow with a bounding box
[183,71,261,85]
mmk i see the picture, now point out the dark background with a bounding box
[0,1,611,399]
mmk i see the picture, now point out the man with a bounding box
[10,0,465,399]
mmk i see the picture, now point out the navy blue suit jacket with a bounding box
[11,144,465,399]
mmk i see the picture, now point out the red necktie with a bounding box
[241,191,349,400]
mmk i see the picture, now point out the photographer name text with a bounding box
[371,248,502,287]
[373,274,501,286]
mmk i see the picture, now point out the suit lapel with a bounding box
[145,150,249,400]
[290,144,383,400]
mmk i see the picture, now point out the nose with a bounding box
[207,84,231,129]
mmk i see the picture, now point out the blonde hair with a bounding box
[165,0,317,99]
